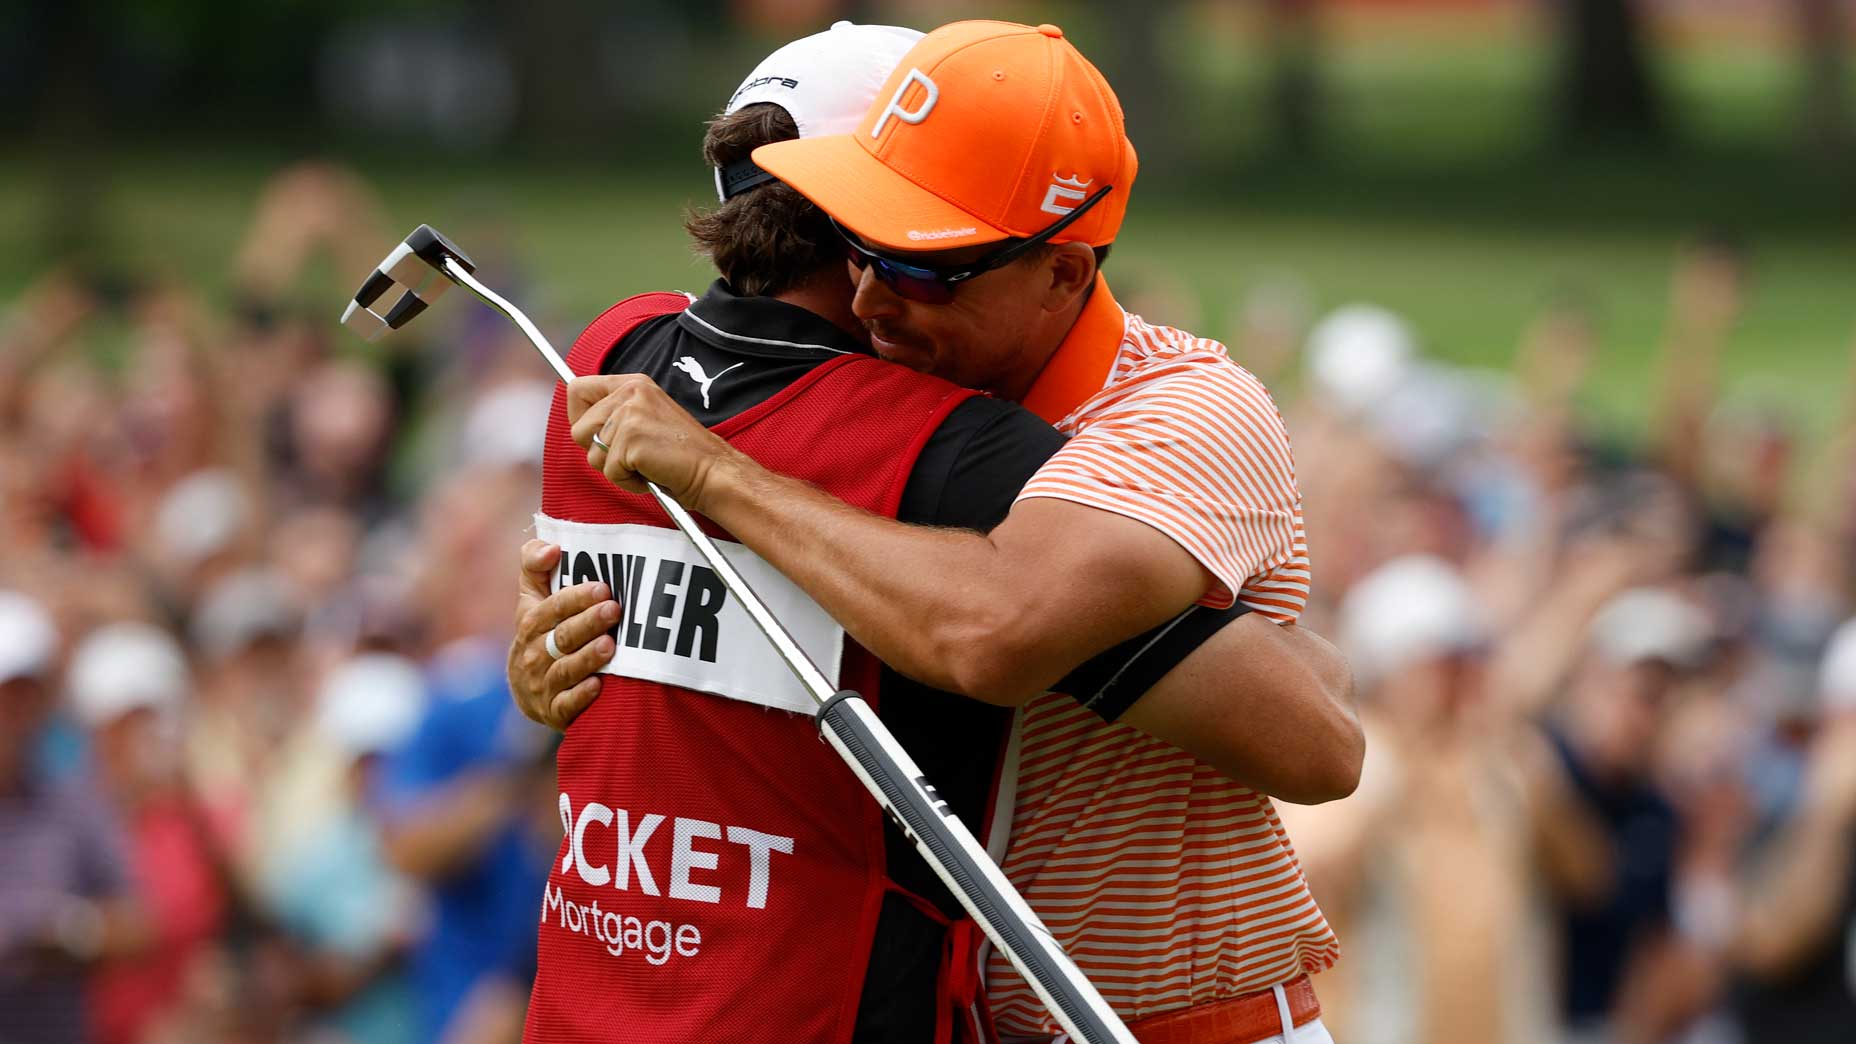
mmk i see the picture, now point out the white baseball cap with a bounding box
[155,469,251,570]
[0,591,58,685]
[191,568,301,663]
[1817,617,1856,715]
[460,379,554,469]
[714,21,922,201]
[1305,305,1418,418]
[67,622,190,727]
[1340,554,1485,687]
[314,653,427,759]
[1589,588,1712,670]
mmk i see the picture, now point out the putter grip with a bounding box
[816,691,1129,1044]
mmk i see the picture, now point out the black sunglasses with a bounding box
[835,184,1113,304]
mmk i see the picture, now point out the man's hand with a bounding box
[508,539,619,729]
[567,375,747,510]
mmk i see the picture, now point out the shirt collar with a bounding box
[677,279,871,360]
[1019,274,1126,424]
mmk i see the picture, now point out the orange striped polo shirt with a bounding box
[986,275,1338,1035]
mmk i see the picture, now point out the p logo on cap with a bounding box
[753,20,1139,253]
[871,69,939,138]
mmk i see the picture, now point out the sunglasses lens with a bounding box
[878,263,956,304]
[838,225,957,304]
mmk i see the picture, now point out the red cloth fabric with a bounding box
[523,294,980,1043]
[89,798,227,1044]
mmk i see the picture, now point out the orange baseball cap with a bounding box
[752,20,1138,253]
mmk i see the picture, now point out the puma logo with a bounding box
[672,357,744,409]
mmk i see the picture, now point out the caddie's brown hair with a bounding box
[685,104,838,297]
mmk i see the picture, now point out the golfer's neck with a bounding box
[996,294,1090,404]
[776,273,864,341]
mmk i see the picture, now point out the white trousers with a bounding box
[1253,1018,1334,1044]
[1256,980,1336,1044]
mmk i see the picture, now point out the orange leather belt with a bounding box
[1123,976,1321,1044]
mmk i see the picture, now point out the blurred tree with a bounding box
[1796,0,1852,162]
[498,0,606,141]
[1554,0,1664,148]
[1263,0,1321,156]
[27,0,105,269]
[1090,0,1177,165]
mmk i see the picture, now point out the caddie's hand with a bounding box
[509,539,619,730]
[566,375,744,510]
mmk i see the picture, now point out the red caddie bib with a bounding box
[523,294,983,1043]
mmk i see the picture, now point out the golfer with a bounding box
[514,22,1354,1044]
[565,21,1348,1043]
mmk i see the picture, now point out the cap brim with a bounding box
[754,136,1010,253]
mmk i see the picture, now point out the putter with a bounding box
[344,226,1138,1044]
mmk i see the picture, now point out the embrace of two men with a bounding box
[509,19,1360,1044]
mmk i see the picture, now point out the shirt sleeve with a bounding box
[899,395,1067,531]
[902,395,1256,721]
[1014,353,1310,619]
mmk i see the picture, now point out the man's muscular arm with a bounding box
[573,373,1202,702]
[554,375,1361,799]
[1124,619,1360,804]
[509,537,1360,801]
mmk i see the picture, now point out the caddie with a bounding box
[565,20,1351,1044]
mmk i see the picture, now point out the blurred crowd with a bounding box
[2,164,561,1044]
[1255,235,1856,1044]
[3,163,1855,1044]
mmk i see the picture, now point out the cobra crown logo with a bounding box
[1041,173,1093,216]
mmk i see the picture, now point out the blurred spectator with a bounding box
[0,593,149,1044]
[67,623,229,1044]
[259,653,428,1044]
[278,359,399,520]
[1545,589,1712,1042]
[1285,555,1555,1044]
[1648,233,1761,574]
[185,567,307,865]
[376,636,555,1043]
[1724,619,1856,1042]
[148,469,258,608]
[375,454,555,1043]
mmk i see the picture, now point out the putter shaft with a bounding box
[437,257,840,704]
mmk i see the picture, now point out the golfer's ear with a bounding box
[1041,242,1098,313]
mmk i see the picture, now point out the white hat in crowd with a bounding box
[66,622,190,727]
[1589,588,1712,671]
[1816,617,1856,715]
[314,653,427,760]
[0,591,58,685]
[1304,304,1418,418]
[459,379,555,470]
[714,21,923,201]
[1339,554,1484,687]
[155,468,251,570]
[191,567,302,663]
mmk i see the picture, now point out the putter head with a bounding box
[341,225,477,341]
